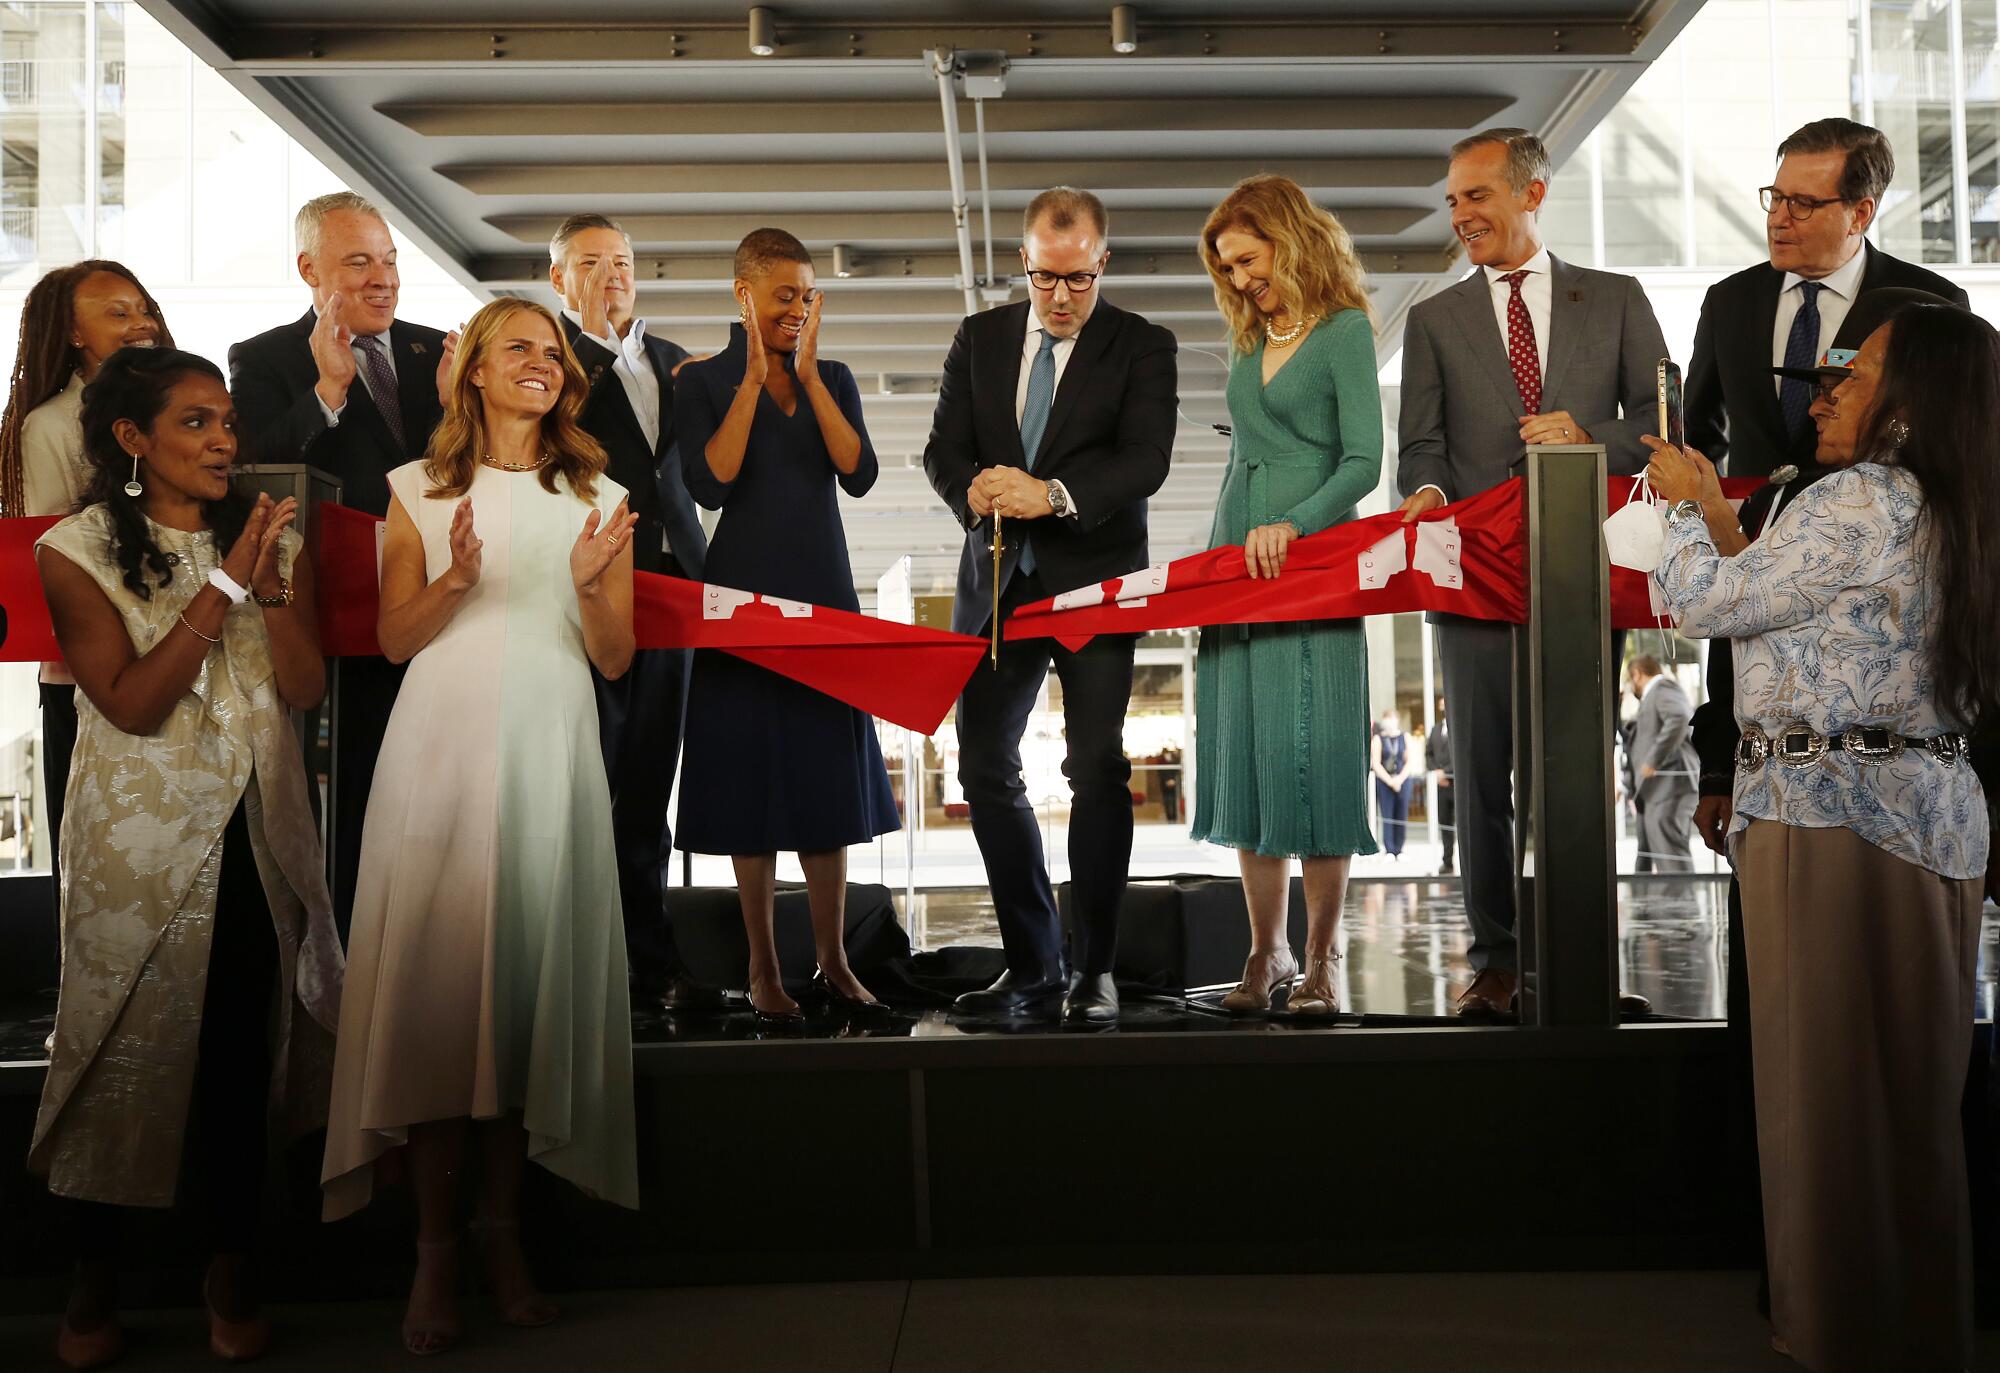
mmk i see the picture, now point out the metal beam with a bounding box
[480,248,1440,284]
[484,206,1431,249]
[440,156,1446,197]
[381,95,1517,138]
[218,19,1660,69]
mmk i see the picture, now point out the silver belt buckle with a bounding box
[1737,726,1770,769]
[1930,734,1968,767]
[1772,724,1827,767]
[1844,726,1902,762]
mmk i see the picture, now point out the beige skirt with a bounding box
[1736,819,1981,1373]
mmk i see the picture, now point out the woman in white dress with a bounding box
[320,299,641,1356]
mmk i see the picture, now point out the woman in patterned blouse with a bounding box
[1648,304,1998,1373]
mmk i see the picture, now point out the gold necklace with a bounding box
[1264,314,1318,347]
[480,452,550,472]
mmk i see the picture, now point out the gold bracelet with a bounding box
[179,611,220,644]
[253,578,294,608]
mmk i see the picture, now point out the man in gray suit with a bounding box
[1626,655,1698,873]
[1396,127,1669,1015]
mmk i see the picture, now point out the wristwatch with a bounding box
[1045,480,1072,519]
[1666,499,1704,527]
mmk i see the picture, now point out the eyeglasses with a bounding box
[1024,267,1102,292]
[1759,186,1853,220]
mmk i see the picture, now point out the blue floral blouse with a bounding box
[1653,461,1988,880]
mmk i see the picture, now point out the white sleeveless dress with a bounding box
[321,460,637,1219]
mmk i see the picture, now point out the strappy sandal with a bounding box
[1220,947,1300,1014]
[402,1238,462,1357]
[1288,951,1343,1017]
[470,1219,558,1329]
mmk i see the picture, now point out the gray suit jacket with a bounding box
[1631,676,1698,808]
[1395,255,1669,503]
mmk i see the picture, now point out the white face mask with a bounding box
[1603,480,1667,573]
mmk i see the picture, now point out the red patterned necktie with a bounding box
[1502,270,1541,417]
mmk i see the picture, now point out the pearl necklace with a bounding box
[480,452,550,472]
[1264,314,1318,347]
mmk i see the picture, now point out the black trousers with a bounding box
[1436,781,1456,868]
[38,681,76,892]
[594,640,693,990]
[330,655,405,939]
[957,572,1136,980]
[67,803,278,1259]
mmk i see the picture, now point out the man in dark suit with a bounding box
[1396,128,1669,1015]
[548,212,716,1012]
[1685,117,1968,480]
[922,186,1178,1026]
[1625,655,1698,873]
[228,191,450,930]
[1426,697,1454,875]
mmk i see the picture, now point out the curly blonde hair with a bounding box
[423,297,606,502]
[1200,175,1373,355]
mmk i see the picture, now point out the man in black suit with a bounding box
[1686,117,1967,480]
[548,212,716,1012]
[922,186,1178,1026]
[228,190,450,929]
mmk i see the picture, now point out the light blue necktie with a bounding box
[1016,329,1060,575]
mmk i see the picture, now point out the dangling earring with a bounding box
[123,451,143,498]
[1886,417,1911,449]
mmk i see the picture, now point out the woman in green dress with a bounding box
[1193,175,1383,1017]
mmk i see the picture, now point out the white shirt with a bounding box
[1482,246,1552,382]
[313,307,400,428]
[1012,310,1081,518]
[563,308,661,453]
[21,370,87,685]
[1771,246,1866,400]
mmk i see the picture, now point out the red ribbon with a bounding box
[0,477,1772,730]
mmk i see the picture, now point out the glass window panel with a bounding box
[0,2,90,285]
[1961,0,2000,260]
[100,3,188,286]
[1864,0,1959,264]
[189,61,287,283]
[1691,1,1786,267]
[1539,138,1595,265]
[1600,98,1686,268]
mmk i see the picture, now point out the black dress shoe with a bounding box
[655,973,725,1013]
[952,970,1065,1016]
[1062,972,1120,1026]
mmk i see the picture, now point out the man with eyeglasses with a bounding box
[1685,117,1966,480]
[922,185,1178,1026]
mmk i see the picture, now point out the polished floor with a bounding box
[3,876,1997,1061]
[0,1271,1992,1372]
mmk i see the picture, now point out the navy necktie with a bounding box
[1016,329,1060,575]
[1779,281,1825,441]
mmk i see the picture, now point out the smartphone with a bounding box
[1657,359,1684,450]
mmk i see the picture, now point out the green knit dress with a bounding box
[1191,307,1382,859]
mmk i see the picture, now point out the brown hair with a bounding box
[1449,127,1553,194]
[1200,175,1373,355]
[0,260,172,516]
[421,298,606,503]
[549,212,629,266]
[1776,118,1895,203]
[1023,186,1109,242]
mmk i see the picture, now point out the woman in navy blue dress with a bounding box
[676,229,898,1024]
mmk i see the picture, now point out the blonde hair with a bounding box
[1200,175,1373,355]
[422,298,607,502]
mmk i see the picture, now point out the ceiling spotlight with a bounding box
[832,244,856,278]
[748,6,777,57]
[1111,5,1137,54]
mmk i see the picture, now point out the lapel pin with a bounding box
[1567,290,1584,302]
[410,341,427,355]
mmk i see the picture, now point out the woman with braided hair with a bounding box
[0,260,170,888]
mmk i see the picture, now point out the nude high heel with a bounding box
[1220,947,1300,1014]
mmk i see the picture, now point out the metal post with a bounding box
[926,50,983,317]
[1518,444,1617,1027]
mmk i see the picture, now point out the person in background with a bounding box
[32,346,339,1369]
[1395,126,1668,1016]
[1684,118,1966,480]
[228,190,452,931]
[1192,174,1380,1019]
[674,229,899,1026]
[1427,694,1455,876]
[1625,655,1698,873]
[321,299,641,1356]
[1370,709,1414,861]
[0,259,169,898]
[547,211,718,1014]
[1651,302,1996,1372]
